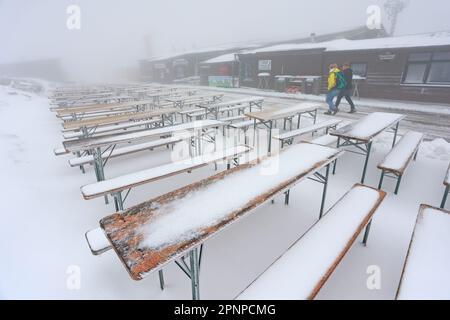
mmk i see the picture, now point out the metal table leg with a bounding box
[319,164,330,219]
[392,122,400,148]
[189,247,200,300]
[361,141,372,184]
[362,220,372,246]
[441,186,449,209]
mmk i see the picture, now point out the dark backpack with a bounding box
[336,71,347,89]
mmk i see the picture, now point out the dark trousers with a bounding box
[336,88,355,110]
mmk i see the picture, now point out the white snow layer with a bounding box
[138,143,338,250]
[237,185,381,300]
[397,207,450,300]
[379,131,423,171]
[345,112,404,139]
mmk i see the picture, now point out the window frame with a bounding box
[402,51,450,85]
[350,62,368,78]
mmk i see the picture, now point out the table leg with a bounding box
[189,247,200,300]
[319,164,330,219]
[392,122,399,148]
[441,186,449,209]
[362,220,372,246]
[361,142,372,184]
[268,120,273,155]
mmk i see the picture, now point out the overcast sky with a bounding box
[1,0,450,81]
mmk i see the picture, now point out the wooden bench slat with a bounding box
[236,184,386,300]
[396,204,450,300]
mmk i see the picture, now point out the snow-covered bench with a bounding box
[68,135,193,168]
[311,134,338,147]
[396,204,450,300]
[441,163,450,209]
[62,118,163,139]
[85,227,112,255]
[377,131,423,195]
[274,119,342,148]
[81,145,251,210]
[54,147,70,156]
[236,184,386,300]
[220,115,248,123]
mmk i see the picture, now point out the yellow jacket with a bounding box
[327,68,341,91]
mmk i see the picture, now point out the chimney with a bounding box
[310,33,316,43]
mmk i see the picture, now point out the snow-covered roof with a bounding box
[327,31,450,52]
[243,32,450,55]
[201,53,237,64]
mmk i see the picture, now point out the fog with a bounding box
[1,0,450,82]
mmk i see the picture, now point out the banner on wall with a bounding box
[208,76,234,88]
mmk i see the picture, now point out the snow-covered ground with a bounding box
[0,84,449,299]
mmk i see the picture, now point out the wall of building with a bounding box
[323,46,450,104]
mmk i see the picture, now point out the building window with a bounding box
[351,63,368,77]
[403,52,450,85]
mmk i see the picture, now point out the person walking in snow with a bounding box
[335,63,356,113]
[325,63,346,115]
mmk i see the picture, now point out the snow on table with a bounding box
[200,97,264,110]
[236,184,385,300]
[53,99,154,115]
[378,131,423,173]
[397,205,450,300]
[274,119,342,140]
[99,142,343,280]
[62,108,178,130]
[81,145,250,199]
[330,112,405,142]
[63,120,224,153]
[63,118,161,139]
[165,94,223,103]
[245,103,319,122]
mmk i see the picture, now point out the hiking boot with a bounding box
[324,111,333,115]
[333,108,340,115]
[348,109,356,114]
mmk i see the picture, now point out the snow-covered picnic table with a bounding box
[245,103,320,153]
[164,93,224,108]
[97,142,343,299]
[51,92,120,106]
[196,96,264,120]
[82,145,251,211]
[396,204,450,300]
[52,99,156,118]
[62,108,178,131]
[63,120,226,203]
[441,163,450,208]
[330,112,406,183]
